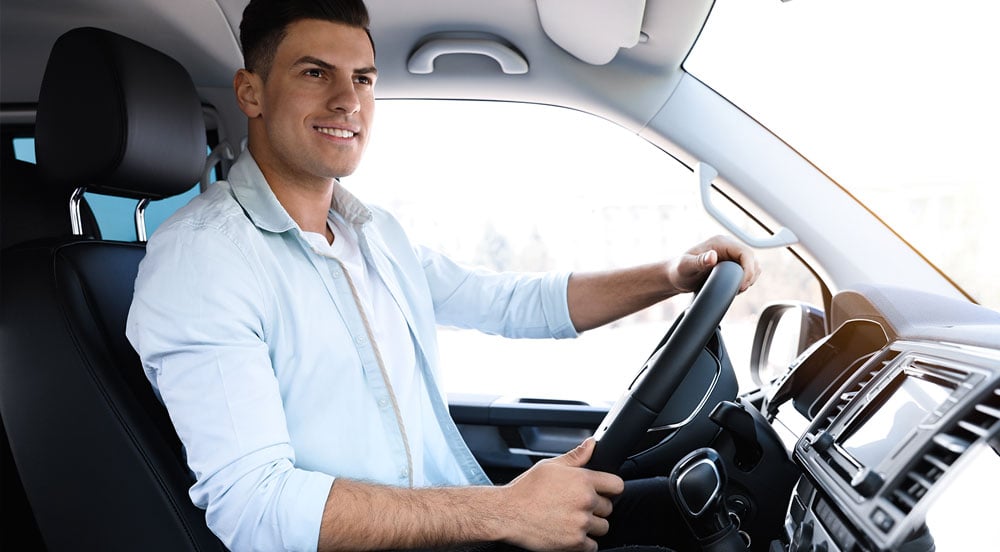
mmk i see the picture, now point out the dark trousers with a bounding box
[598,476,692,551]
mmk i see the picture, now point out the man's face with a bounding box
[239,19,377,186]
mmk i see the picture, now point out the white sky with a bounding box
[685,0,1000,308]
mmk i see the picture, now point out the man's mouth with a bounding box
[315,126,356,139]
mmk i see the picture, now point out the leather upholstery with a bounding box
[0,157,101,248]
[35,27,206,199]
[0,27,225,551]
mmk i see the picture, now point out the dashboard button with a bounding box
[850,467,884,498]
[811,431,835,456]
[871,507,895,532]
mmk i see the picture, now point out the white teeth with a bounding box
[316,127,355,138]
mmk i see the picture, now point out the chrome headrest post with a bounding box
[135,198,150,242]
[69,187,87,236]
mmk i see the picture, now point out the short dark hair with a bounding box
[239,0,374,78]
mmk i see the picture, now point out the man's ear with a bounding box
[234,69,264,118]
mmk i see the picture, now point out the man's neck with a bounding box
[265,171,336,243]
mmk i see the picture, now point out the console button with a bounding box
[812,431,835,455]
[850,467,884,498]
[815,499,857,550]
[871,507,895,532]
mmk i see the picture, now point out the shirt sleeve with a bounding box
[126,220,333,552]
[414,244,579,339]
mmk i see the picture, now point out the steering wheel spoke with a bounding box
[587,261,745,474]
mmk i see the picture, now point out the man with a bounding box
[126,1,761,551]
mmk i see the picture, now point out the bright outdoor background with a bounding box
[686,2,999,547]
[686,0,1000,311]
[346,99,822,404]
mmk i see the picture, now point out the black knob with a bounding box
[811,431,834,455]
[669,447,748,551]
[850,467,884,498]
[670,448,727,522]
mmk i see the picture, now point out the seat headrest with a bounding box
[35,27,207,200]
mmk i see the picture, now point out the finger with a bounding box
[587,515,611,538]
[738,252,762,292]
[591,494,615,518]
[699,249,718,269]
[708,236,757,292]
[745,257,762,291]
[551,437,595,467]
[589,471,625,497]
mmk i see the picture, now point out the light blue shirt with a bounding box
[126,151,578,552]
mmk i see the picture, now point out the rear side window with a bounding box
[12,137,206,240]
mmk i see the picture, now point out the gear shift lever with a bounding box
[669,447,748,552]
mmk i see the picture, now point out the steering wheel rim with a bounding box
[586,260,745,474]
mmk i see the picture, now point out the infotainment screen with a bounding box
[840,374,952,468]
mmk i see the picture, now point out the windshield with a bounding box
[686,0,1000,310]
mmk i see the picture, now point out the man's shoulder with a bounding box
[136,181,266,294]
[149,181,254,246]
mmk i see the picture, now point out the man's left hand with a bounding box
[668,234,761,294]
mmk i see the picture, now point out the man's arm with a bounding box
[317,439,623,552]
[566,235,761,332]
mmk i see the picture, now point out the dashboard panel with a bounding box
[764,286,1000,552]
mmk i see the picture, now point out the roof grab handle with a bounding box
[697,162,798,249]
[408,36,529,75]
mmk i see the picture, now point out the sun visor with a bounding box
[536,0,646,65]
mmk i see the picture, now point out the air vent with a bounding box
[818,351,899,432]
[888,383,1000,514]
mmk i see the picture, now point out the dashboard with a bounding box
[762,286,1000,552]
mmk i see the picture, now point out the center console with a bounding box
[783,340,1000,551]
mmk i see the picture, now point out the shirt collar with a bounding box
[228,149,373,233]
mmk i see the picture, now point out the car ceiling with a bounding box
[1,0,713,134]
[2,0,976,309]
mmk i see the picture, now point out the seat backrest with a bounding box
[0,27,224,551]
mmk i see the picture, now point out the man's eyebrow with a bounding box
[293,56,377,75]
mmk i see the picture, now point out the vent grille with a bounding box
[818,351,899,432]
[888,384,1000,514]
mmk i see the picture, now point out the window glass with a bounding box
[345,100,823,402]
[12,137,206,240]
[685,0,1000,310]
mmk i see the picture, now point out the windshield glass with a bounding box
[685,0,1000,310]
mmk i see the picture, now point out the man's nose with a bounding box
[327,78,361,114]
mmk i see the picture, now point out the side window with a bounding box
[346,100,824,402]
[12,137,209,240]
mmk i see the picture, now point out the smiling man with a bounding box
[126,1,760,551]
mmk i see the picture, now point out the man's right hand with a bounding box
[499,438,625,552]
[316,438,624,552]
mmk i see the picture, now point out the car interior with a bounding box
[1,1,998,552]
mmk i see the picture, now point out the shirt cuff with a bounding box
[278,470,336,552]
[542,270,579,339]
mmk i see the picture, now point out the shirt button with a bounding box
[331,270,342,279]
[355,335,367,345]
[378,399,388,408]
[400,468,409,479]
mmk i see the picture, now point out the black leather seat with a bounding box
[0,27,225,551]
[0,119,101,552]
[0,139,101,249]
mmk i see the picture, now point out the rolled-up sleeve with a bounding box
[126,220,333,552]
[415,245,578,339]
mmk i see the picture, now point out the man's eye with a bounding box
[355,75,374,86]
[304,68,324,78]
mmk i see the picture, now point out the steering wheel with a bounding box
[586,260,744,474]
